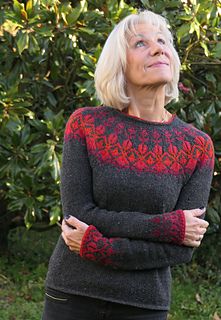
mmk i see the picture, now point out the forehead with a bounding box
[128,23,164,39]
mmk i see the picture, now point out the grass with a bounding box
[0,226,59,320]
[170,278,221,320]
[0,227,220,320]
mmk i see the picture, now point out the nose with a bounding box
[149,41,164,56]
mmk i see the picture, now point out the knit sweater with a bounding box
[46,105,214,310]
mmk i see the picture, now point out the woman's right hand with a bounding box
[183,208,209,247]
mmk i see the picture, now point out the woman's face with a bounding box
[125,23,173,89]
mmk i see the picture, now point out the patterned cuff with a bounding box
[166,209,185,245]
[79,225,118,267]
[148,209,186,245]
[79,225,97,257]
[178,209,186,244]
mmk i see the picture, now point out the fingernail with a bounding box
[65,214,71,220]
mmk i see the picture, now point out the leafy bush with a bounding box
[0,0,220,248]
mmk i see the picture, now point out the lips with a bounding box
[148,61,169,67]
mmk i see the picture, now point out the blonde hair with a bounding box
[95,10,180,110]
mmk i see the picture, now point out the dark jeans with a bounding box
[42,288,168,320]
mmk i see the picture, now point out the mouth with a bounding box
[148,62,169,68]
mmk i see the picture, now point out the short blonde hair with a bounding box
[95,10,180,110]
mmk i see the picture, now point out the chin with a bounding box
[143,79,171,87]
[148,75,172,85]
[142,70,172,83]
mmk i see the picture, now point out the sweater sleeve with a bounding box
[61,110,187,245]
[80,225,193,270]
[80,140,214,270]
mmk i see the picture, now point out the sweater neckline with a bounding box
[103,105,177,126]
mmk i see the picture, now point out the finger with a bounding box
[200,228,207,235]
[62,230,79,247]
[65,216,89,230]
[194,241,201,248]
[195,234,203,241]
[61,219,66,228]
[62,219,75,232]
[62,224,76,241]
[61,231,69,245]
[184,240,200,248]
[192,208,206,217]
[61,220,72,233]
[65,216,83,228]
[192,238,202,247]
[199,220,209,228]
[68,245,80,253]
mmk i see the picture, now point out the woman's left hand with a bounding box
[61,216,89,253]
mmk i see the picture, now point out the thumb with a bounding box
[193,207,206,217]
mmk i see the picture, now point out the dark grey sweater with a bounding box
[45,106,214,310]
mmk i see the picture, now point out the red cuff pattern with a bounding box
[80,225,119,267]
[147,210,185,245]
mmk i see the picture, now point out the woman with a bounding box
[42,10,214,320]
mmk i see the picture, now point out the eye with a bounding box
[158,38,166,45]
[135,40,146,48]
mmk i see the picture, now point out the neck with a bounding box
[126,85,169,122]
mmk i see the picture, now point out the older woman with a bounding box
[42,10,214,320]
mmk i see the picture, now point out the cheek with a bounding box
[165,49,173,65]
[168,59,174,78]
[126,51,133,64]
[126,49,144,67]
[165,51,174,77]
[126,56,137,69]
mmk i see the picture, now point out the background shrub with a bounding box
[0,0,220,250]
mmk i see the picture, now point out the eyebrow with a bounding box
[129,32,165,41]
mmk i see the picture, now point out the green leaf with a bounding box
[29,34,40,53]
[196,86,206,97]
[78,27,95,35]
[177,15,192,21]
[212,42,221,59]
[21,9,28,20]
[205,103,216,116]
[47,92,57,107]
[61,12,68,25]
[200,42,210,57]
[207,207,221,225]
[212,117,221,137]
[31,143,48,153]
[66,7,82,24]
[24,207,36,229]
[189,21,195,34]
[176,24,190,43]
[49,205,61,225]
[21,174,33,188]
[13,0,24,15]
[206,73,216,85]
[192,110,204,127]
[17,32,29,55]
[51,152,60,181]
[80,0,88,12]
[26,0,33,16]
[21,125,31,145]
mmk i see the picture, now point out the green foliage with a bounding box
[0,0,220,234]
[0,226,60,320]
[170,278,221,320]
